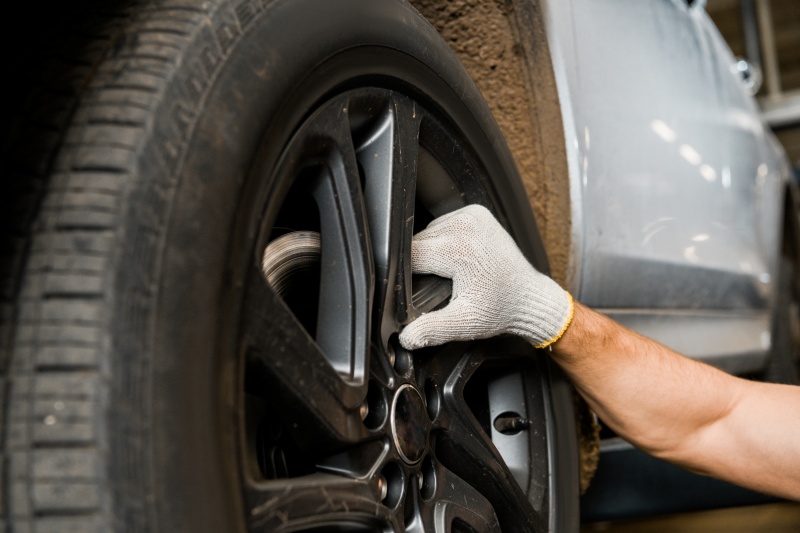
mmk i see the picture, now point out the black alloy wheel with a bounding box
[0,0,579,531]
[237,87,577,531]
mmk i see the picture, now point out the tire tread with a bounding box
[1,1,201,530]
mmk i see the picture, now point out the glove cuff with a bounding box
[506,272,574,348]
[533,292,574,349]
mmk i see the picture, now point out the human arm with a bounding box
[399,205,800,500]
[554,301,800,500]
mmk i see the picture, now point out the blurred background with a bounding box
[707,0,800,178]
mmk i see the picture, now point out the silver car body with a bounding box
[542,0,793,373]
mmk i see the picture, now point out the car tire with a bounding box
[1,0,579,531]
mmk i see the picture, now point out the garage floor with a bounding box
[581,502,800,532]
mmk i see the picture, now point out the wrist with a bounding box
[550,301,612,360]
[534,291,575,349]
[506,272,573,348]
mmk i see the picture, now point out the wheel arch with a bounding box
[409,0,572,286]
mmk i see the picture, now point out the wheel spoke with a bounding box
[437,417,545,531]
[317,437,390,480]
[423,342,547,531]
[356,93,421,331]
[291,98,374,383]
[242,271,367,449]
[408,462,501,533]
[244,473,395,532]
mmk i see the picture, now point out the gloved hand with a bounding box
[398,205,573,350]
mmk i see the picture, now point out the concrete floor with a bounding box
[581,503,800,532]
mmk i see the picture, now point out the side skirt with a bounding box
[598,308,772,375]
[580,438,780,523]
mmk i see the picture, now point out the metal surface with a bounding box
[390,384,428,464]
[541,0,789,371]
[761,90,800,127]
[487,371,532,492]
[756,0,782,97]
[601,309,771,374]
[239,80,576,531]
[733,57,763,95]
[262,231,321,295]
[741,0,762,71]
[534,0,797,520]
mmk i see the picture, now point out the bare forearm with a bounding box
[551,302,800,500]
[551,302,738,454]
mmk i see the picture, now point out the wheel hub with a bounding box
[390,384,428,464]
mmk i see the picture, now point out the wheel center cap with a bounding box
[390,384,428,464]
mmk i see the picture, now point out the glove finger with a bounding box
[420,205,470,230]
[398,300,475,350]
[409,235,457,277]
[423,204,491,231]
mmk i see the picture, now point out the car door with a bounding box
[543,0,779,369]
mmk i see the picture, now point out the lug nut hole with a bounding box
[363,380,387,430]
[390,335,413,375]
[424,378,440,421]
[380,462,404,508]
[420,455,436,501]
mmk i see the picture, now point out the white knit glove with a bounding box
[398,205,573,350]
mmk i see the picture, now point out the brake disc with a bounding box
[262,231,321,296]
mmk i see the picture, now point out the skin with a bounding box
[399,204,800,501]
[552,301,800,501]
